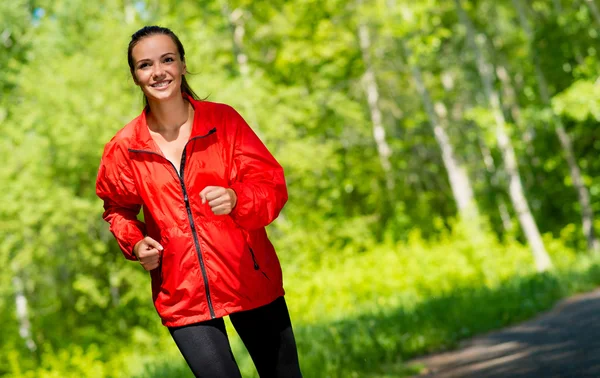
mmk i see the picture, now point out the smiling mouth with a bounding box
[151,80,171,88]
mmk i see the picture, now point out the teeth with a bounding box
[152,81,169,87]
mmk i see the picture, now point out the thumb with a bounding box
[144,236,164,251]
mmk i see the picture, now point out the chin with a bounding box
[146,89,179,102]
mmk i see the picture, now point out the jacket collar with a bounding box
[129,93,212,152]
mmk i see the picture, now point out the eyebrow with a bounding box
[136,52,177,65]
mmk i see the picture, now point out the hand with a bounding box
[200,186,237,215]
[133,236,163,271]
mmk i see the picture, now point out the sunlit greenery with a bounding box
[2,0,600,377]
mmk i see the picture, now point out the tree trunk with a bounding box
[221,3,250,77]
[13,275,37,353]
[455,0,552,271]
[124,1,135,24]
[496,65,521,127]
[403,42,478,221]
[514,0,600,254]
[495,62,540,189]
[479,138,515,233]
[220,1,260,131]
[487,4,537,165]
[553,0,563,13]
[357,2,394,192]
[585,0,600,27]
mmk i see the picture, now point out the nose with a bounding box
[152,63,165,78]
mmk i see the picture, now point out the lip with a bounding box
[150,80,172,90]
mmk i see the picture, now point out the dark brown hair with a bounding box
[127,26,200,106]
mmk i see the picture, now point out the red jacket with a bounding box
[96,98,288,327]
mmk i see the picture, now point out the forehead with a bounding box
[132,34,178,61]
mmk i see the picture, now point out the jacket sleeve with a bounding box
[227,107,288,230]
[96,139,146,260]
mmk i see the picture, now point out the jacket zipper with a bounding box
[249,247,270,280]
[129,127,217,318]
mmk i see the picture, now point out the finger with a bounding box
[226,188,237,208]
[208,196,227,208]
[138,247,161,259]
[200,186,218,204]
[141,260,159,269]
[211,204,232,215]
[144,236,163,251]
[140,254,160,266]
[142,261,159,271]
[205,187,226,202]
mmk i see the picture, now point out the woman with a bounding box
[96,25,302,377]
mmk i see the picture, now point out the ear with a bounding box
[183,63,187,76]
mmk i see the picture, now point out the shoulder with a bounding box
[110,115,143,145]
[194,100,242,123]
[192,100,248,135]
[193,99,236,113]
[101,115,143,160]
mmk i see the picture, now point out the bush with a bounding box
[5,224,600,378]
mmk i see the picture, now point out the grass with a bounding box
[11,225,600,378]
[135,260,600,377]
[133,228,600,378]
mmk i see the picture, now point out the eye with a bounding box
[138,62,150,69]
[164,57,174,63]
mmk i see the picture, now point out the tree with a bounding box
[454,0,553,271]
[513,0,599,254]
[356,0,395,194]
[403,40,479,221]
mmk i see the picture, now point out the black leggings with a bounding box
[169,296,302,378]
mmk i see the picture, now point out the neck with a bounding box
[146,94,191,132]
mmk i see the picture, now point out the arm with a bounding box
[96,140,146,260]
[227,107,288,230]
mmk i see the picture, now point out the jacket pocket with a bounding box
[249,247,270,280]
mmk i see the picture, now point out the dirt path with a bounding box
[409,288,600,378]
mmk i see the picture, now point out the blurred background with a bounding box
[2,0,600,377]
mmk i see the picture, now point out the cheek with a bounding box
[133,71,151,87]
[131,71,142,85]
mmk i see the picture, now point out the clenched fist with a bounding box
[133,236,163,271]
[200,186,237,215]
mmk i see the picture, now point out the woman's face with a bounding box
[131,34,187,103]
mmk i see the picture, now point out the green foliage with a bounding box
[0,0,32,98]
[552,80,600,121]
[2,0,600,377]
[79,227,600,378]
